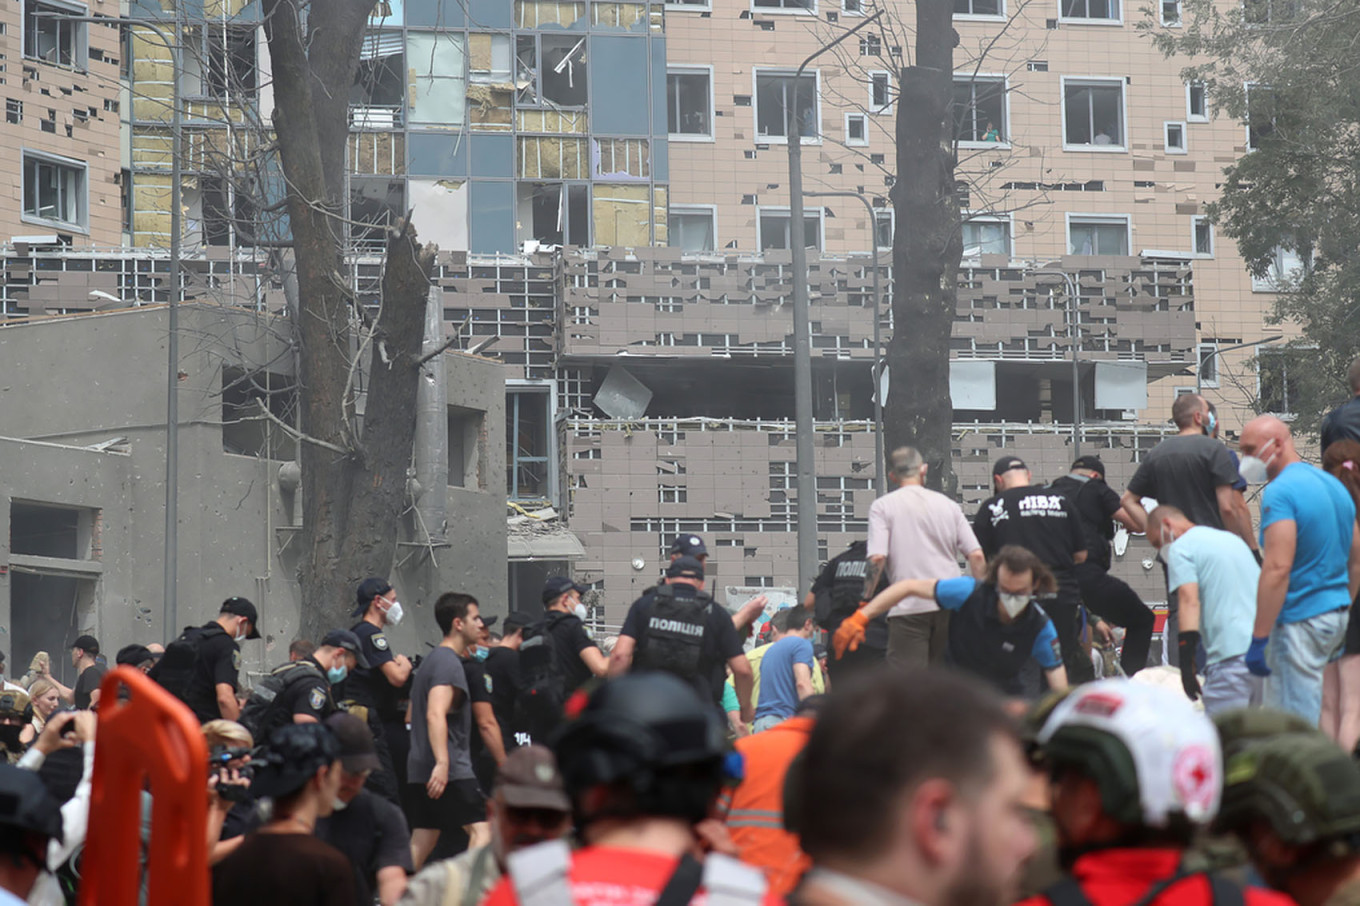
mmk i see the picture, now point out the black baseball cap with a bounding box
[992,455,1028,477]
[669,534,708,558]
[1072,455,1106,476]
[115,644,154,668]
[352,577,393,617]
[70,635,99,656]
[320,629,371,669]
[666,555,705,581]
[324,713,381,774]
[542,576,587,606]
[503,611,536,633]
[219,597,261,639]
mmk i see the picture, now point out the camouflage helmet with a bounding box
[1214,707,1316,761]
[0,690,30,722]
[1218,730,1360,848]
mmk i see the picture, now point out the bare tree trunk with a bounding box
[888,0,961,496]
[263,0,432,637]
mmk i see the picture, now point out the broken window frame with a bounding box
[180,23,258,101]
[1066,213,1131,256]
[507,382,558,504]
[350,31,405,127]
[668,204,718,252]
[408,31,467,127]
[667,66,714,140]
[22,150,86,230]
[191,174,259,248]
[348,176,407,256]
[23,0,87,69]
[516,182,591,247]
[516,34,589,109]
[753,69,820,143]
[757,206,824,252]
[1061,77,1126,150]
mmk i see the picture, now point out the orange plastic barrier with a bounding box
[78,666,209,906]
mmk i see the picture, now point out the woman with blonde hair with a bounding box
[19,677,63,747]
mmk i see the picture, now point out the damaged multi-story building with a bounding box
[0,0,1301,633]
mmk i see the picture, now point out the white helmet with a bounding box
[1037,679,1221,827]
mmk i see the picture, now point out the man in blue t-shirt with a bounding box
[1147,505,1261,715]
[1241,416,1360,723]
[752,605,816,732]
[834,545,1068,697]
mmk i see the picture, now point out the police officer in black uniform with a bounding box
[348,577,414,802]
[974,456,1098,684]
[668,534,708,567]
[610,557,755,724]
[806,540,889,684]
[1050,454,1153,675]
[152,596,260,723]
[240,629,369,740]
[484,612,531,749]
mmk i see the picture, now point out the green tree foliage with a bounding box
[1147,0,1360,429]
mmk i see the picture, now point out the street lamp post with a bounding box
[786,12,882,591]
[805,189,885,497]
[1197,336,1283,394]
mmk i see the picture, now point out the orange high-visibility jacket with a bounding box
[721,715,814,898]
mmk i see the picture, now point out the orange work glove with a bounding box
[833,607,871,660]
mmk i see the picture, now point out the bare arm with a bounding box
[793,662,814,701]
[1350,523,1360,601]
[1254,520,1296,637]
[863,555,888,600]
[1119,491,1149,534]
[292,712,319,725]
[729,654,755,725]
[1113,507,1140,532]
[580,645,609,678]
[1177,583,1202,633]
[215,683,240,721]
[608,634,635,677]
[377,866,408,906]
[1218,484,1259,552]
[965,549,987,580]
[472,701,506,765]
[863,578,938,621]
[424,684,464,800]
[732,595,767,632]
[1072,549,1088,565]
[1044,665,1069,692]
[45,676,74,703]
[380,655,413,688]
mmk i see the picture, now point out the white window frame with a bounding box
[22,0,88,70]
[1059,0,1122,24]
[873,207,894,250]
[665,0,711,9]
[1245,81,1275,151]
[1061,77,1128,152]
[668,204,719,253]
[1251,244,1305,292]
[751,0,817,14]
[868,70,892,114]
[753,68,821,144]
[954,0,1007,20]
[954,73,1011,149]
[756,205,825,252]
[666,65,715,143]
[1191,215,1213,257]
[1164,120,1187,153]
[1066,213,1132,256]
[1186,81,1208,122]
[1197,342,1220,388]
[842,0,865,13]
[845,112,869,146]
[506,380,559,504]
[1160,0,1182,24]
[961,212,1015,259]
[21,149,88,232]
[1255,346,1311,416]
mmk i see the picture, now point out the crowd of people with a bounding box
[3,364,1360,905]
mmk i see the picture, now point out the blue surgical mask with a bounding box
[473,647,490,662]
[327,665,348,684]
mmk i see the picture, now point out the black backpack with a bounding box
[515,613,576,741]
[238,661,330,743]
[149,625,211,707]
[634,585,710,682]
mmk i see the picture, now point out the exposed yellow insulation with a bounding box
[516,0,588,28]
[518,137,589,179]
[592,184,650,246]
[592,2,647,28]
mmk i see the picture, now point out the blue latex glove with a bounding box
[1246,635,1272,677]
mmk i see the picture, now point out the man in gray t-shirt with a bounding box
[407,592,488,870]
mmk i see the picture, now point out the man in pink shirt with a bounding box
[865,447,987,669]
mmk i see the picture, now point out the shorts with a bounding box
[406,778,487,831]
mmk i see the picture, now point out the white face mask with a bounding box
[573,602,589,621]
[1238,438,1277,485]
[235,624,249,642]
[331,797,348,812]
[998,592,1031,619]
[384,600,404,626]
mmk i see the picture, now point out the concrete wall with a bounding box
[0,303,506,685]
